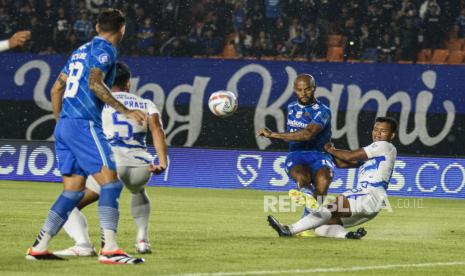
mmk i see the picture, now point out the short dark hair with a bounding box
[113,61,131,88]
[375,117,398,133]
[97,9,125,33]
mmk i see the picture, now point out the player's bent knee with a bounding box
[290,165,312,189]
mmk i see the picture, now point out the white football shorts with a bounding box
[340,186,387,228]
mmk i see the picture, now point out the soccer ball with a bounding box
[208,90,238,117]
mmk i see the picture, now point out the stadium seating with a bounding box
[327,47,344,62]
[447,50,465,64]
[416,49,432,64]
[431,49,450,64]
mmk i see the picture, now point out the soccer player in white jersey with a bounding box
[54,62,168,256]
[268,117,398,239]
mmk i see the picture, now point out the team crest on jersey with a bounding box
[98,53,110,64]
[296,111,302,118]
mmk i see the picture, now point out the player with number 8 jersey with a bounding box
[26,9,146,264]
[60,36,116,122]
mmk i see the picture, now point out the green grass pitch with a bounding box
[0,180,464,276]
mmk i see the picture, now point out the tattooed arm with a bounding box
[51,73,67,121]
[88,68,146,123]
[89,68,128,113]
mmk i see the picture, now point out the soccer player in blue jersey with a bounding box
[53,62,168,257]
[257,74,334,203]
[26,9,146,264]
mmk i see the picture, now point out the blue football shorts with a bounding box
[285,150,335,177]
[54,118,116,176]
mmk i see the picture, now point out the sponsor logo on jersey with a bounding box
[288,109,293,115]
[312,104,320,110]
[287,119,307,128]
[304,112,310,117]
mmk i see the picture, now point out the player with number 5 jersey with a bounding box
[26,9,146,264]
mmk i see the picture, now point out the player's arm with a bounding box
[332,155,361,168]
[89,68,146,124]
[257,123,323,142]
[148,113,168,175]
[50,73,68,121]
[324,142,368,164]
[0,30,31,52]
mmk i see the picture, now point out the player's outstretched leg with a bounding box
[267,215,292,237]
[26,188,85,261]
[345,228,367,239]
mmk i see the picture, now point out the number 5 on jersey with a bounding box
[112,112,133,139]
[64,62,84,98]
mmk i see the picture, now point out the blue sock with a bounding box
[98,180,123,231]
[42,190,84,236]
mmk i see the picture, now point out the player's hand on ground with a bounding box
[124,109,146,125]
[148,164,167,175]
[257,127,273,138]
[9,30,31,48]
[324,142,335,152]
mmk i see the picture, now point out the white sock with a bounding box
[289,207,332,234]
[62,208,92,247]
[131,189,151,242]
[101,228,119,252]
[315,225,348,239]
[32,230,52,252]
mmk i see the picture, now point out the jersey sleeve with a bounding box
[61,58,71,75]
[146,100,160,116]
[89,45,115,74]
[363,141,391,159]
[309,108,330,128]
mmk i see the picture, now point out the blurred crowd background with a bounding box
[2,0,465,63]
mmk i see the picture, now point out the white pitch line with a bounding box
[164,261,465,276]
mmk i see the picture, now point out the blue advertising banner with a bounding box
[0,53,463,155]
[1,141,464,199]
